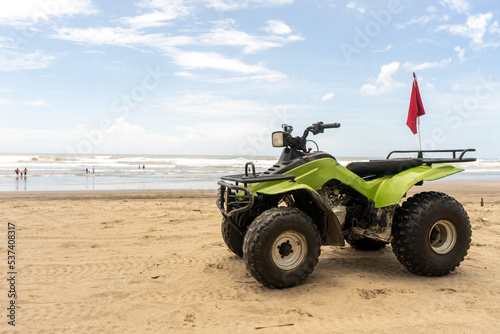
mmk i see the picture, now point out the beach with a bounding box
[1,180,499,333]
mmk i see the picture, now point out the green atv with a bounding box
[216,121,476,289]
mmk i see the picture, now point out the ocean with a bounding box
[1,153,499,192]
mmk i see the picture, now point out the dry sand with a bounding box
[1,181,499,333]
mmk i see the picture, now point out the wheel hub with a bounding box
[271,231,307,271]
[278,240,293,257]
[429,220,457,255]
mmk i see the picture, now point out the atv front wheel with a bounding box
[243,207,321,289]
[391,191,471,276]
[221,218,244,257]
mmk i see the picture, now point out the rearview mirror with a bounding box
[272,131,289,147]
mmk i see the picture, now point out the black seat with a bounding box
[346,158,424,178]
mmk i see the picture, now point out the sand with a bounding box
[1,181,499,333]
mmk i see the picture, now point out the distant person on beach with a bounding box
[86,168,89,174]
[15,168,19,175]
[92,166,95,174]
[24,168,28,176]
[143,165,145,169]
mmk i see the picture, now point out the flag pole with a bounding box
[414,72,423,157]
[417,115,422,152]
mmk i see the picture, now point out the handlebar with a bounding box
[321,122,341,129]
[308,121,341,135]
[284,121,340,152]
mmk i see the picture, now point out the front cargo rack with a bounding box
[220,174,295,184]
[220,161,295,187]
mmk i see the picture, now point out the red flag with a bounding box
[406,72,426,134]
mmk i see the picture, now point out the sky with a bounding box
[0,0,499,158]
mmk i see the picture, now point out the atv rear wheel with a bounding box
[221,218,244,257]
[346,238,388,251]
[243,207,321,289]
[391,191,471,276]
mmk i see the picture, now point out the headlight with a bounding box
[272,131,289,147]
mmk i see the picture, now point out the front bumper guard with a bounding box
[216,163,295,236]
[216,180,255,218]
[216,172,295,218]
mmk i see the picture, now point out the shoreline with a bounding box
[0,189,218,200]
[0,179,498,200]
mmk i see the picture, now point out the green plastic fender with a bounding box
[248,158,463,208]
[366,164,463,207]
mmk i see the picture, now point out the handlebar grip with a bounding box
[321,122,340,129]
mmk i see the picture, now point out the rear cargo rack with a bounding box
[386,149,476,164]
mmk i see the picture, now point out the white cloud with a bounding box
[67,117,277,155]
[396,14,449,29]
[114,0,294,29]
[69,118,183,154]
[360,61,404,96]
[0,98,14,105]
[47,5,302,82]
[203,0,293,11]
[179,120,266,146]
[51,18,302,63]
[198,20,289,53]
[52,27,185,49]
[0,127,72,144]
[104,118,146,136]
[438,13,494,48]
[52,26,290,80]
[373,44,392,53]
[205,71,287,83]
[0,42,57,71]
[198,19,302,53]
[264,20,292,35]
[203,29,275,53]
[0,0,97,26]
[118,0,192,29]
[346,1,365,15]
[24,98,47,106]
[115,0,293,28]
[174,71,197,78]
[489,20,500,34]
[0,122,181,154]
[426,6,439,14]
[159,95,304,130]
[321,92,335,102]
[171,50,278,76]
[403,58,452,71]
[0,97,47,106]
[163,94,271,116]
[440,0,470,14]
[454,45,465,60]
